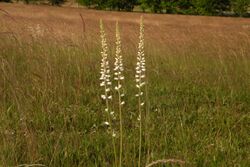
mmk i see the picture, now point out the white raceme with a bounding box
[135,16,146,106]
[100,20,112,111]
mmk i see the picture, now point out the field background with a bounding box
[0,3,250,166]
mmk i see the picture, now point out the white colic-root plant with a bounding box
[135,16,146,167]
[99,19,117,165]
[99,17,146,167]
[114,21,125,167]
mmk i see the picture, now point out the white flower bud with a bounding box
[101,95,106,99]
[104,121,110,126]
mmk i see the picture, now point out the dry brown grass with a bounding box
[0,3,249,166]
[0,3,250,56]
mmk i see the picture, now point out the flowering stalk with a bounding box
[114,21,125,167]
[99,19,117,166]
[100,20,112,112]
[135,16,146,167]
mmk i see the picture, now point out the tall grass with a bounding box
[0,20,250,166]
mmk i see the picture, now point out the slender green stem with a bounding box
[118,82,123,167]
[104,85,117,167]
[145,84,150,164]
[138,88,142,167]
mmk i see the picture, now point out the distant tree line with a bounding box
[1,0,249,16]
[77,0,250,16]
[0,0,65,6]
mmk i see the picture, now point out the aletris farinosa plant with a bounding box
[135,16,146,167]
[114,21,125,167]
[99,19,117,165]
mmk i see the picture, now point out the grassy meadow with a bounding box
[0,3,250,167]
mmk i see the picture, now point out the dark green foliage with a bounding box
[117,0,137,11]
[231,0,250,16]
[192,0,230,15]
[139,0,148,12]
[178,0,193,10]
[148,0,163,13]
[77,0,93,8]
[18,0,40,4]
[177,0,194,14]
[16,0,64,5]
[94,0,107,9]
[0,0,12,2]
[75,0,249,17]
[24,0,30,4]
[106,0,118,10]
[49,0,64,6]
[5,0,247,17]
[161,0,178,14]
[92,0,136,11]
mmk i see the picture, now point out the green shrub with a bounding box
[77,0,93,8]
[162,1,178,14]
[49,0,65,6]
[231,0,250,16]
[0,0,12,2]
[192,0,230,15]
